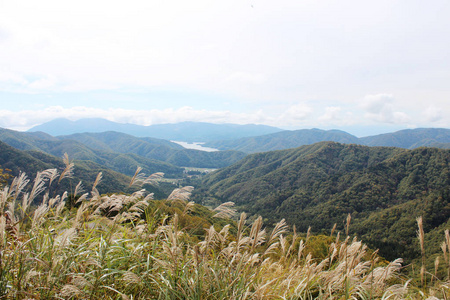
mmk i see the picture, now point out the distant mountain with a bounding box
[27,119,450,151]
[0,128,246,171]
[204,127,450,153]
[28,118,140,136]
[204,128,361,153]
[360,128,450,149]
[28,118,283,142]
[194,142,450,262]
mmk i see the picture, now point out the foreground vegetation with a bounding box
[1,163,450,299]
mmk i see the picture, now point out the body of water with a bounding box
[171,141,219,152]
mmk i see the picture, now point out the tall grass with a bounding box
[0,165,449,299]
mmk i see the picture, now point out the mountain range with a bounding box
[205,128,450,153]
[28,118,283,142]
[0,128,246,174]
[28,118,450,153]
[204,128,361,153]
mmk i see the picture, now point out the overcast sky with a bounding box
[0,0,449,136]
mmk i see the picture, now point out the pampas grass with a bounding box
[0,166,449,299]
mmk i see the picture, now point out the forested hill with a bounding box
[0,128,246,170]
[194,142,450,262]
[56,131,246,168]
[204,128,360,153]
[57,131,184,151]
[204,128,450,153]
[0,140,131,194]
[0,128,184,177]
[360,128,450,148]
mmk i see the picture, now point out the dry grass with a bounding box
[0,165,449,299]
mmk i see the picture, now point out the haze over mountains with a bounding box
[28,118,283,142]
[204,129,361,153]
[204,128,450,153]
[27,118,450,153]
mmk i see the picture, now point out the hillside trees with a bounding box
[194,142,450,263]
[0,167,11,187]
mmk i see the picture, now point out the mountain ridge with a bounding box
[28,118,283,142]
[204,128,361,153]
[0,140,131,194]
[25,118,450,152]
[204,127,450,153]
[0,127,246,173]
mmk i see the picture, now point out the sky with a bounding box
[0,0,449,137]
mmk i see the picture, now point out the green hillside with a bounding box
[194,142,450,262]
[0,128,184,178]
[58,131,184,151]
[204,127,450,153]
[360,128,450,149]
[0,128,246,170]
[0,140,131,194]
[57,131,246,168]
[204,128,360,153]
[352,191,450,262]
[0,127,48,150]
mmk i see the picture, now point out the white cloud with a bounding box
[1,100,449,134]
[0,69,28,86]
[27,75,58,90]
[316,107,360,128]
[277,103,313,126]
[226,72,266,85]
[318,106,341,122]
[360,94,393,114]
[423,106,442,123]
[360,94,410,124]
[0,0,448,105]
[0,105,311,131]
[0,0,450,134]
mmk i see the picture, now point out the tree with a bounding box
[0,167,11,188]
